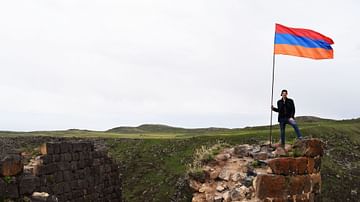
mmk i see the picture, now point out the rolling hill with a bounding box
[1,116,359,201]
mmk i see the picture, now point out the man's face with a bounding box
[282,91,288,99]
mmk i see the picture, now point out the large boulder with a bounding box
[267,157,308,175]
[254,174,286,199]
[19,175,40,195]
[0,154,23,176]
[293,139,325,157]
[234,145,251,157]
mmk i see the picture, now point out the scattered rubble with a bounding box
[189,139,325,202]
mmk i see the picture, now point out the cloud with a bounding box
[0,0,359,131]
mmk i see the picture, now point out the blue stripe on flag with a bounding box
[275,33,332,50]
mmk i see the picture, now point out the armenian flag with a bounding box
[274,24,334,59]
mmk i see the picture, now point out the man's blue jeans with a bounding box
[279,118,302,145]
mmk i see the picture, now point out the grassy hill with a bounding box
[1,116,359,201]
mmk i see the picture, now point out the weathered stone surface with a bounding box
[57,162,70,171]
[234,145,250,157]
[310,173,321,194]
[215,153,231,161]
[0,178,6,196]
[53,154,61,162]
[19,175,40,195]
[267,157,308,175]
[267,157,291,175]
[72,143,83,152]
[218,168,231,181]
[288,175,311,195]
[192,193,206,202]
[314,156,322,172]
[214,195,222,202]
[205,168,220,180]
[63,170,71,181]
[251,152,268,160]
[42,163,58,175]
[54,171,63,183]
[54,143,61,154]
[230,172,244,182]
[311,193,322,202]
[51,182,64,195]
[295,193,311,201]
[242,176,254,187]
[35,155,52,165]
[60,142,70,153]
[230,187,241,200]
[1,154,23,176]
[63,182,71,193]
[272,146,287,157]
[216,184,225,192]
[5,180,19,198]
[307,157,315,174]
[293,139,325,157]
[222,191,231,202]
[255,174,286,199]
[205,192,214,201]
[189,180,202,191]
[291,157,308,175]
[40,143,53,155]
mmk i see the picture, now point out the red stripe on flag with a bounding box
[275,24,334,45]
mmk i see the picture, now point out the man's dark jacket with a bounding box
[273,98,295,122]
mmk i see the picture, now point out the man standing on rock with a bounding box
[272,89,303,146]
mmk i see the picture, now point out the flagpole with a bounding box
[270,25,276,147]
[269,52,275,146]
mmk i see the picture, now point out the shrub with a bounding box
[3,176,11,184]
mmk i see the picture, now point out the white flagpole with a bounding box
[269,52,276,146]
[269,25,277,146]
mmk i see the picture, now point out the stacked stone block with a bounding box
[0,141,122,202]
[0,152,40,199]
[33,141,122,202]
[254,139,324,202]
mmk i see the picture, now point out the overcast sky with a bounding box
[1,0,359,131]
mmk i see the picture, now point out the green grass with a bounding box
[1,116,360,201]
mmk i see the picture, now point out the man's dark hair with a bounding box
[281,89,288,95]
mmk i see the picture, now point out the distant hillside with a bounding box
[107,124,185,133]
[295,116,334,122]
[106,124,231,134]
[106,116,360,134]
[1,116,358,138]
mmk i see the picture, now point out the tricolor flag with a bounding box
[274,24,334,59]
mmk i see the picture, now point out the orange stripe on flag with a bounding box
[274,44,333,59]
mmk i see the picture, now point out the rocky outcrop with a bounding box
[0,141,122,202]
[189,139,325,202]
[0,154,23,177]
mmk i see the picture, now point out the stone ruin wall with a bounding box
[0,141,122,202]
[190,139,325,202]
[255,144,323,201]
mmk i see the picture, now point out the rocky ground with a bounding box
[188,139,324,202]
